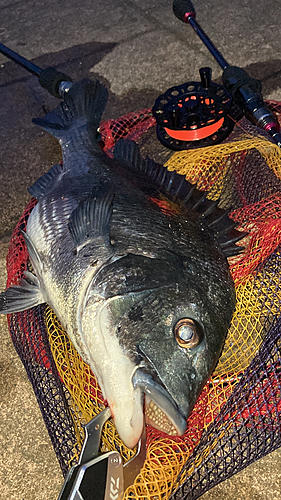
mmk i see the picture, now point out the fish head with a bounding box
[81,252,235,449]
[131,281,235,433]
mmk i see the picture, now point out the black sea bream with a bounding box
[0,79,244,448]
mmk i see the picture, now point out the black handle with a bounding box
[223,65,281,146]
[173,0,196,21]
[38,67,72,98]
[57,451,124,500]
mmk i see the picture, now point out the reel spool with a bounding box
[153,67,242,150]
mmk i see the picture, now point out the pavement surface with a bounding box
[0,0,281,499]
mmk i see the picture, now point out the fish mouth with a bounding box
[132,368,187,436]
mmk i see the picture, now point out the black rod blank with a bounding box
[172,0,229,70]
[0,43,42,76]
[187,16,229,70]
[0,43,72,98]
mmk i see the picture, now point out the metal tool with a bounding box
[0,43,73,97]
[57,408,146,500]
[172,0,281,148]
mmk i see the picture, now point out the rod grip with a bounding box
[173,0,196,21]
[223,65,280,133]
[38,67,72,98]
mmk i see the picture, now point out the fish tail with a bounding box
[32,78,108,140]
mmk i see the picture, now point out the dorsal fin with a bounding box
[114,139,246,257]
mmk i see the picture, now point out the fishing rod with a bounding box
[172,0,281,148]
[0,42,73,97]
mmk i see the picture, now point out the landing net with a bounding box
[6,102,281,499]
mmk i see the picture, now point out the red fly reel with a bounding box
[152,67,242,150]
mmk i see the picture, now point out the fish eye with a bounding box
[174,318,201,348]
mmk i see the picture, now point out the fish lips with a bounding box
[132,367,187,436]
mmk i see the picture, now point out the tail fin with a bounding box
[32,78,108,140]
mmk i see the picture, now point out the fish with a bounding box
[0,78,244,449]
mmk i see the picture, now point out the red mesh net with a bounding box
[230,192,281,284]
[4,102,281,498]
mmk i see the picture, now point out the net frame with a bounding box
[4,102,281,498]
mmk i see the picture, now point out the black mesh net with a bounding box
[171,300,281,500]
[4,103,281,497]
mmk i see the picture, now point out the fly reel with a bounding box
[152,67,242,150]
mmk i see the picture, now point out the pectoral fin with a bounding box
[68,182,114,252]
[0,270,45,314]
[28,164,63,199]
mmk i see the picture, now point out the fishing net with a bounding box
[5,101,281,499]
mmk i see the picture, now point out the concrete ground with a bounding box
[0,0,281,498]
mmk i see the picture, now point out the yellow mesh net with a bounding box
[45,134,281,499]
[164,137,281,194]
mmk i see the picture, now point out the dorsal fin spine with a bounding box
[202,199,220,218]
[208,211,230,229]
[182,184,196,205]
[166,171,176,193]
[192,193,207,211]
[215,222,237,237]
[219,232,247,248]
[173,177,185,197]
[223,246,244,257]
[113,139,246,258]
